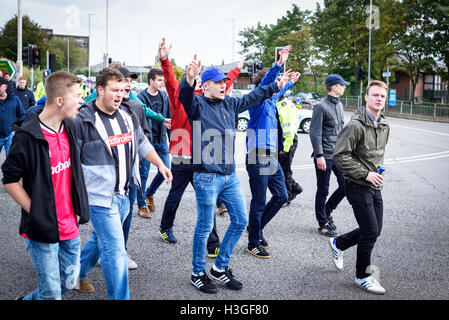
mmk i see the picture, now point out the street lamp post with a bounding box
[88,13,95,80]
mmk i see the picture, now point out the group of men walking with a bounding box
[1,37,390,299]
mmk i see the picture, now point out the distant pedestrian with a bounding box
[309,74,348,236]
[4,72,16,91]
[1,71,89,300]
[137,68,172,216]
[277,95,303,205]
[0,77,25,156]
[13,76,36,110]
[329,80,390,295]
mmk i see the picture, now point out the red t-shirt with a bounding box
[22,123,79,241]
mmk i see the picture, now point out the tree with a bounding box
[0,15,48,67]
[48,38,87,71]
[238,4,311,67]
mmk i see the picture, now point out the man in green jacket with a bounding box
[328,80,389,295]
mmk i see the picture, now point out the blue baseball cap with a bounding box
[325,74,350,87]
[201,67,230,83]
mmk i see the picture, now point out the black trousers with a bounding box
[335,181,383,279]
[279,136,302,199]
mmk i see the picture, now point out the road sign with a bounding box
[382,71,391,77]
[0,60,16,79]
[389,89,397,106]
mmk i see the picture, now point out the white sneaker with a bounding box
[355,275,386,295]
[328,237,343,270]
[128,255,138,270]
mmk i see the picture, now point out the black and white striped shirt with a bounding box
[94,105,134,195]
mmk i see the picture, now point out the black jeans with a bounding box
[279,136,302,199]
[313,158,346,227]
[335,181,383,279]
[160,161,220,250]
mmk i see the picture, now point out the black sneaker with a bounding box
[191,271,217,294]
[260,232,269,248]
[247,244,270,259]
[210,266,243,290]
[328,216,337,231]
[318,223,337,237]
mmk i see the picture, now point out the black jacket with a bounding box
[1,112,89,243]
[13,86,36,110]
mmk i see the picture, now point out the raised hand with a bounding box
[276,45,292,67]
[159,37,172,61]
[237,57,245,70]
[186,54,201,87]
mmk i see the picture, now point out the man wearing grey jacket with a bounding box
[309,74,348,236]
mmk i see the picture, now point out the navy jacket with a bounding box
[13,86,36,110]
[0,91,26,138]
[179,78,280,175]
[137,89,171,144]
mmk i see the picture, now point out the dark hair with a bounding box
[45,71,81,103]
[252,67,269,87]
[96,67,124,88]
[147,68,164,84]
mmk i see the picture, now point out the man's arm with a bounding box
[179,54,201,119]
[4,183,31,213]
[144,148,173,184]
[225,58,244,92]
[309,103,325,167]
[233,81,280,115]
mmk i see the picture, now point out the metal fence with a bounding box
[341,96,449,121]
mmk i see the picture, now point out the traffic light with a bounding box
[108,57,112,65]
[247,62,254,76]
[22,45,32,67]
[31,47,42,66]
[49,53,56,72]
[356,66,366,81]
[275,47,285,73]
[254,61,263,74]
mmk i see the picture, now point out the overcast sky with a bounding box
[1,0,323,69]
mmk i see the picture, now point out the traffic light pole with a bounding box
[16,0,23,78]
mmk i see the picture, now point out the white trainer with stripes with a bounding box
[355,275,386,295]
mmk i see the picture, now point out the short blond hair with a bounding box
[366,80,388,95]
[45,72,81,103]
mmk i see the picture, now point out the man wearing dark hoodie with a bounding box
[1,71,89,300]
[329,80,389,295]
[0,77,25,156]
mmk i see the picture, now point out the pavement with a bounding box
[0,112,448,309]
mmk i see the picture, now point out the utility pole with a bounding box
[88,13,95,79]
[105,0,109,66]
[368,0,372,84]
[16,0,23,79]
[232,18,235,63]
[67,38,70,72]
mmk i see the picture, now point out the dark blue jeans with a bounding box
[246,154,288,247]
[313,157,346,228]
[160,161,220,250]
[137,142,170,208]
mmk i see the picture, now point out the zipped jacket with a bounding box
[1,112,89,243]
[72,100,153,207]
[333,107,390,190]
[0,92,26,138]
[309,95,345,159]
[179,78,280,174]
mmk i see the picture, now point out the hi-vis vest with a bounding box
[277,97,301,152]
[34,81,45,101]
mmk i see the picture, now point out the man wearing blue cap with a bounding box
[179,55,293,294]
[309,74,349,237]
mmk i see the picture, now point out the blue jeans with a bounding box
[125,186,138,250]
[79,195,130,300]
[192,172,247,274]
[0,132,14,156]
[246,154,288,247]
[137,142,170,208]
[313,158,346,227]
[22,236,81,300]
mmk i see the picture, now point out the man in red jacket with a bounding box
[157,38,243,257]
